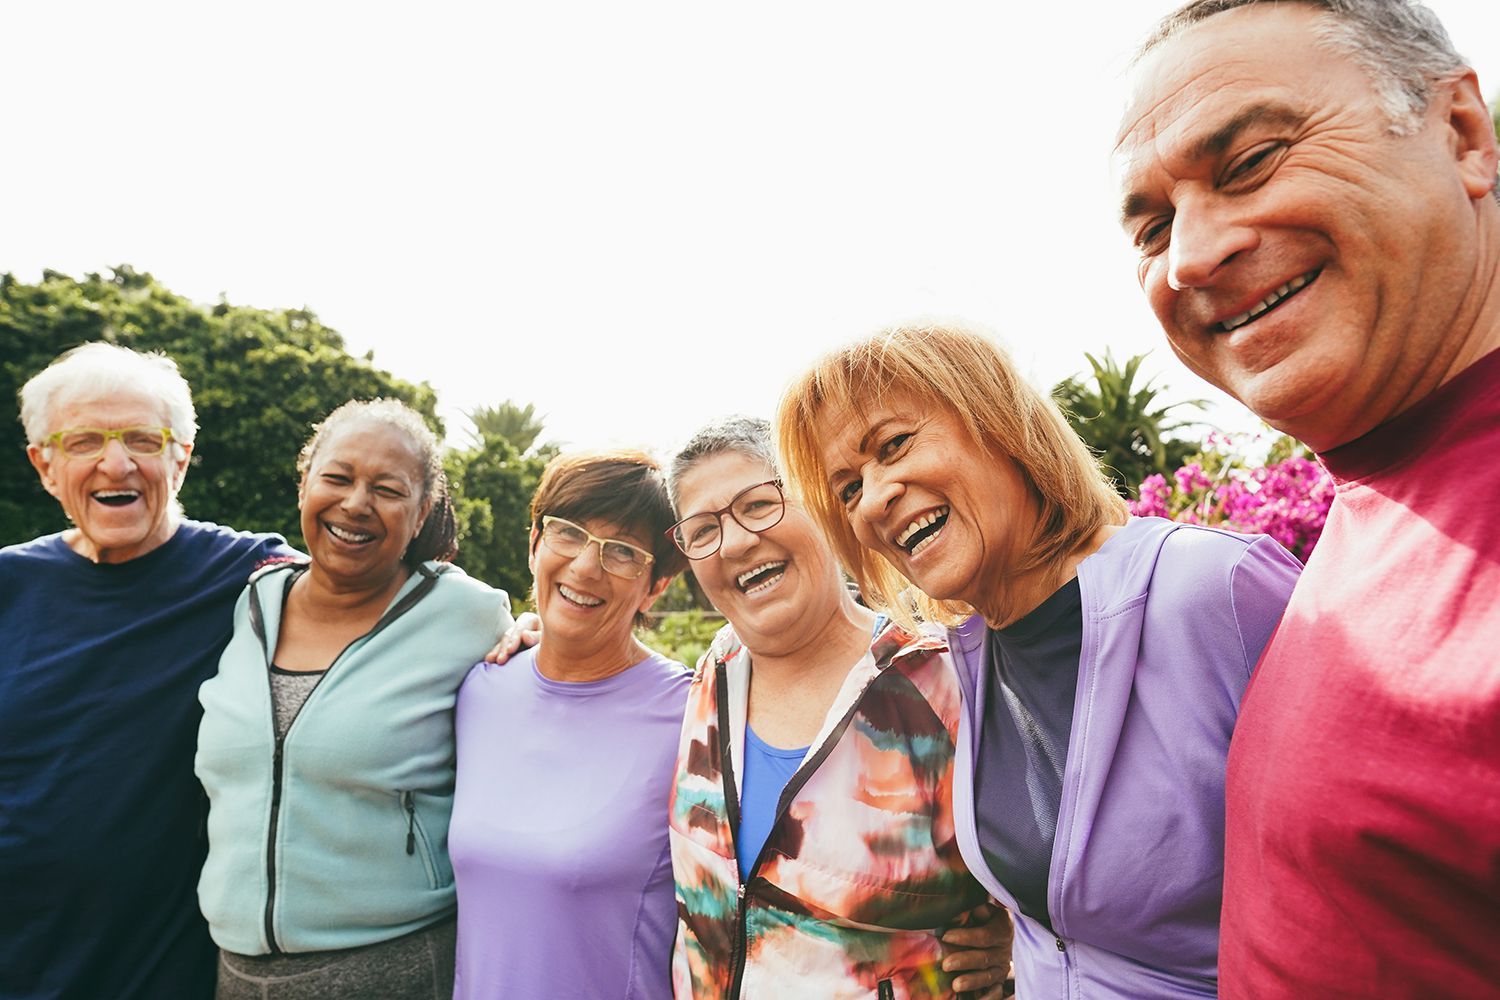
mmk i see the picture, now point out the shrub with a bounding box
[641,609,725,670]
[1128,434,1335,562]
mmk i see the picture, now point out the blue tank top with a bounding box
[735,614,887,881]
[737,725,808,881]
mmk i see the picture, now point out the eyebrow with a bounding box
[323,460,412,485]
[857,416,899,457]
[825,416,896,487]
[1118,102,1309,225]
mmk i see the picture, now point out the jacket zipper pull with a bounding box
[403,792,416,856]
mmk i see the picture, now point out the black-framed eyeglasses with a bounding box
[539,515,656,580]
[666,479,785,560]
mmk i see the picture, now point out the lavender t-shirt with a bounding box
[450,646,690,1000]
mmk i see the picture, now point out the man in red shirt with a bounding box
[1114,0,1500,996]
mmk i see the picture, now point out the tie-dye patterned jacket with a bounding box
[669,619,987,999]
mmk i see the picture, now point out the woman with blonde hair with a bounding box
[777,324,1302,999]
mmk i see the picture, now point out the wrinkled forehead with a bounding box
[813,389,945,469]
[50,389,171,432]
[311,419,425,475]
[675,450,777,513]
[1113,6,1342,202]
[812,396,885,459]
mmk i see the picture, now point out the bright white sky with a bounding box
[6,1,1499,456]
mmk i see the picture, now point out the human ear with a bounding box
[170,441,193,490]
[526,525,540,576]
[1442,71,1499,201]
[638,572,674,614]
[413,496,434,543]
[26,444,61,500]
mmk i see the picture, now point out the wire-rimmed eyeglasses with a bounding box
[539,515,656,580]
[665,479,785,560]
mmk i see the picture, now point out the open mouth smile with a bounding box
[92,490,141,507]
[558,583,604,607]
[1216,269,1320,333]
[325,522,376,545]
[735,561,786,595]
[895,506,949,557]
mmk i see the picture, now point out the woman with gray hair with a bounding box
[664,415,1010,998]
[196,398,512,999]
[0,342,290,999]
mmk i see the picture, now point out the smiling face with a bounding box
[816,394,1038,617]
[1115,4,1497,451]
[672,451,849,655]
[27,392,191,564]
[298,420,431,589]
[529,514,666,654]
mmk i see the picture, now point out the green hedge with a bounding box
[640,609,725,670]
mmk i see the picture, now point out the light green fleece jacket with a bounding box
[195,560,512,954]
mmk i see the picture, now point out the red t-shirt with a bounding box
[1221,348,1500,998]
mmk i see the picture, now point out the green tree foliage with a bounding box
[445,434,552,609]
[1052,350,1204,498]
[1,266,438,549]
[1265,432,1311,466]
[654,573,713,612]
[466,400,549,454]
[639,609,725,669]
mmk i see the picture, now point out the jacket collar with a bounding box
[706,618,948,797]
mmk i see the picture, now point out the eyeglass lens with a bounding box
[58,428,170,458]
[673,481,785,558]
[543,518,650,579]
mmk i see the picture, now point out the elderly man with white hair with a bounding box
[0,343,290,999]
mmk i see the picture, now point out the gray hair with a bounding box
[1140,0,1464,136]
[298,398,458,565]
[19,342,198,451]
[667,415,779,510]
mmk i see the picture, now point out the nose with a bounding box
[852,466,900,537]
[339,481,375,513]
[1166,193,1259,291]
[97,438,138,477]
[572,539,608,578]
[717,512,761,559]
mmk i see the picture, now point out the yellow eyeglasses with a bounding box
[45,427,175,460]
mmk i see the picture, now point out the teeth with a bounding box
[559,584,603,607]
[326,523,375,544]
[895,507,949,549]
[739,562,787,595]
[93,490,139,499]
[910,531,942,558]
[736,562,785,588]
[1221,272,1314,332]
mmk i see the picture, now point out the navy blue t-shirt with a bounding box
[0,521,289,1000]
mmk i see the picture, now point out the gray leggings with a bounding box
[215,916,456,1000]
